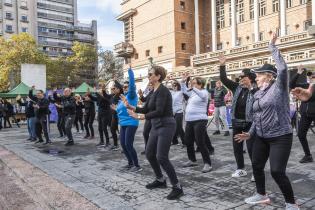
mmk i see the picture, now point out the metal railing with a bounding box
[38,31,74,40]
[37,2,73,14]
[73,35,95,43]
[48,0,73,5]
[114,42,134,56]
[37,12,74,22]
[38,40,73,48]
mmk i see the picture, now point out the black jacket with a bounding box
[207,85,227,108]
[90,91,111,115]
[290,73,315,117]
[136,84,173,120]
[29,90,50,119]
[17,99,35,118]
[83,98,95,115]
[75,101,84,115]
[53,92,76,116]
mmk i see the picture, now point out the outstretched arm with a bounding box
[128,68,137,99]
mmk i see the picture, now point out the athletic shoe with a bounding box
[88,136,95,140]
[212,130,220,135]
[43,141,52,145]
[35,140,44,144]
[145,180,167,189]
[65,141,74,146]
[130,166,143,173]
[299,155,313,163]
[110,145,119,151]
[96,142,105,147]
[121,164,134,171]
[224,131,230,136]
[183,160,198,168]
[83,135,90,139]
[166,186,184,200]
[202,164,212,173]
[231,169,248,178]
[245,193,270,205]
[251,175,255,182]
[58,135,64,138]
[104,143,111,148]
[26,137,32,141]
[285,203,300,210]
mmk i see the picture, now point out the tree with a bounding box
[0,33,48,91]
[98,49,124,82]
[46,57,74,89]
[67,42,98,87]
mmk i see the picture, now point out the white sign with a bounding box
[21,64,47,91]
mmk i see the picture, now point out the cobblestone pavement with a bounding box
[0,123,314,210]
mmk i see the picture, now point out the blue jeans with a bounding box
[27,117,36,139]
[120,126,139,167]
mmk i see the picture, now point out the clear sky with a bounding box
[77,0,123,50]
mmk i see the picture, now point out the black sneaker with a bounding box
[213,131,220,135]
[121,164,134,171]
[299,155,313,163]
[224,131,230,136]
[166,186,184,200]
[65,141,74,146]
[110,145,119,151]
[145,180,167,189]
[96,142,105,147]
[105,143,111,148]
[35,140,44,144]
[44,141,52,145]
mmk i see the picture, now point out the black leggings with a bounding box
[57,114,66,136]
[110,115,119,146]
[297,113,315,156]
[74,113,84,132]
[252,133,295,204]
[35,116,50,142]
[84,113,95,137]
[143,119,152,147]
[98,112,111,144]
[232,122,254,169]
[172,113,185,145]
[185,120,211,165]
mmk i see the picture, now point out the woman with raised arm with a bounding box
[180,76,212,173]
[123,65,184,200]
[235,33,299,210]
[218,54,258,180]
[115,67,141,172]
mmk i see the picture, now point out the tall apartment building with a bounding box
[115,0,315,82]
[0,0,98,83]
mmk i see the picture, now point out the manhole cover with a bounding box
[42,149,65,156]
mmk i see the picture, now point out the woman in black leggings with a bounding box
[235,33,299,210]
[83,94,95,139]
[124,65,183,200]
[74,94,84,133]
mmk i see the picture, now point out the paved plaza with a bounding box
[0,123,314,210]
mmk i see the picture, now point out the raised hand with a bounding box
[234,132,250,143]
[138,89,143,97]
[270,32,277,45]
[218,54,226,65]
[291,86,313,101]
[297,65,305,75]
[120,94,129,107]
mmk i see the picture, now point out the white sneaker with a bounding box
[183,160,198,168]
[285,203,300,210]
[251,175,255,182]
[202,164,212,173]
[231,169,247,178]
[245,193,270,205]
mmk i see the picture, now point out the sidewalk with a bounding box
[0,124,315,209]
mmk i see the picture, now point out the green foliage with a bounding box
[98,49,124,82]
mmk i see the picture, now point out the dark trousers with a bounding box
[110,115,119,146]
[65,115,75,142]
[84,113,95,137]
[74,113,84,132]
[143,119,152,147]
[172,113,185,145]
[57,114,66,137]
[232,122,254,169]
[297,113,315,156]
[35,116,50,142]
[146,118,179,186]
[4,116,11,128]
[252,134,295,204]
[0,117,3,129]
[98,112,111,144]
[205,131,214,152]
[120,126,139,167]
[185,120,211,165]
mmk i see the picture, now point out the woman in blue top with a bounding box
[114,67,141,172]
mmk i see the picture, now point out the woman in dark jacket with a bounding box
[123,65,183,200]
[74,94,84,133]
[83,93,95,139]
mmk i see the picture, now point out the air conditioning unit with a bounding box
[308,25,315,35]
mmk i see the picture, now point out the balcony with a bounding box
[114,42,134,57]
[74,26,94,34]
[116,9,137,21]
[38,40,73,49]
[38,21,74,31]
[49,0,73,5]
[44,50,73,57]
[192,32,313,66]
[37,12,74,23]
[38,31,74,40]
[37,2,73,14]
[73,35,95,43]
